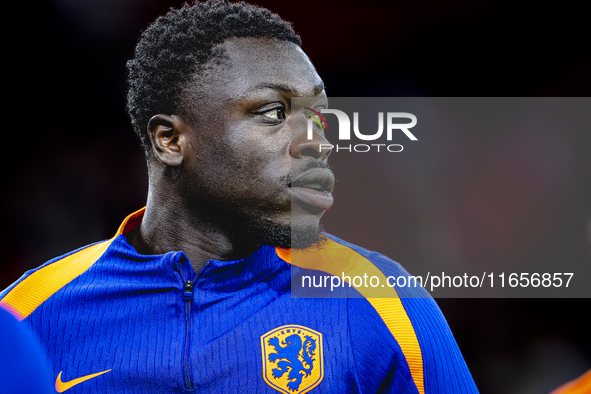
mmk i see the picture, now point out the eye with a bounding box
[262,107,286,120]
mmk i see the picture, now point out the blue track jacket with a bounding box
[0,208,478,393]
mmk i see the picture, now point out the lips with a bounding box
[289,167,335,211]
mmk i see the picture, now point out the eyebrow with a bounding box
[253,82,326,96]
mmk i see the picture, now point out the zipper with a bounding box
[182,279,194,391]
[175,255,195,392]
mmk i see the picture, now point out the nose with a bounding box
[290,112,332,160]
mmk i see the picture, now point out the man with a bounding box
[0,1,478,393]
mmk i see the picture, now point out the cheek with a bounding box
[195,141,279,198]
[224,128,290,179]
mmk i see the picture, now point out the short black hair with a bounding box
[126,0,302,156]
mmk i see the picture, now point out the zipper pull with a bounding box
[183,280,194,302]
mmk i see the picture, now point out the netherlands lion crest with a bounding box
[261,325,324,394]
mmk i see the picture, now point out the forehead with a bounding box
[205,37,324,99]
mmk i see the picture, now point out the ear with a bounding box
[147,114,188,167]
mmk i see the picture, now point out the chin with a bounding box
[253,214,325,250]
[258,223,325,250]
[243,203,328,249]
[290,223,327,250]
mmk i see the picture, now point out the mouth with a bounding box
[289,168,335,211]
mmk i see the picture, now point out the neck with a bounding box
[131,187,262,273]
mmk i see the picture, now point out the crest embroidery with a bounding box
[261,325,324,394]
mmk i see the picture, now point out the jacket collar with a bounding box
[109,208,290,287]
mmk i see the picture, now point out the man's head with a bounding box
[126,1,333,250]
[126,0,301,153]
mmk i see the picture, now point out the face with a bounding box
[178,37,333,248]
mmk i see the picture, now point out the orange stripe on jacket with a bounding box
[0,241,112,321]
[0,207,146,321]
[276,241,425,394]
[550,369,591,394]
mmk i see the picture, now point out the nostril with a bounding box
[301,147,319,158]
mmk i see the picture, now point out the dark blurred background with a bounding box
[2,1,590,393]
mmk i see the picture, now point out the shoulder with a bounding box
[0,239,113,321]
[313,233,431,298]
[322,232,410,273]
[289,233,479,393]
[289,233,430,392]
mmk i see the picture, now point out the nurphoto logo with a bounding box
[304,107,418,153]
